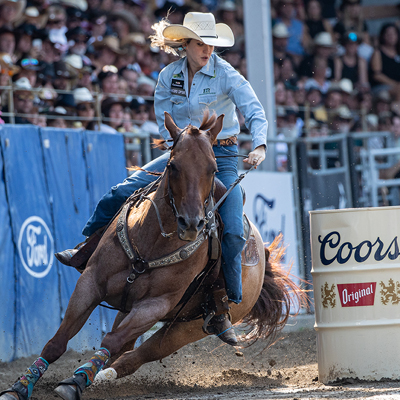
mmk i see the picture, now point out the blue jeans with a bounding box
[83,145,245,303]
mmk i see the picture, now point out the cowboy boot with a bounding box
[203,288,238,346]
[55,227,104,269]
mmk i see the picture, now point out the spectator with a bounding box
[274,0,305,65]
[305,85,324,121]
[15,6,47,30]
[136,74,156,97]
[119,64,140,94]
[329,104,354,133]
[41,30,66,65]
[272,22,293,64]
[52,60,72,91]
[3,77,34,123]
[369,23,400,101]
[37,87,58,111]
[54,92,76,123]
[98,95,127,133]
[303,0,334,52]
[274,80,287,106]
[66,26,90,57]
[333,0,370,48]
[293,80,307,119]
[0,0,26,29]
[298,31,336,80]
[66,7,87,30]
[0,27,16,56]
[304,56,331,94]
[109,10,139,42]
[73,87,96,129]
[14,23,38,60]
[87,11,108,46]
[97,64,119,96]
[130,95,157,134]
[46,5,67,31]
[0,52,19,93]
[47,106,68,128]
[216,1,244,44]
[334,31,368,91]
[92,36,123,71]
[373,89,392,117]
[338,78,358,111]
[15,57,41,87]
[279,57,297,86]
[221,46,243,71]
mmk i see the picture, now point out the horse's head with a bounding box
[164,111,224,241]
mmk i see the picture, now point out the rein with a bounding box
[112,133,256,313]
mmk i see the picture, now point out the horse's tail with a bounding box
[240,233,308,345]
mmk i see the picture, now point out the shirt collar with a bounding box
[172,54,216,77]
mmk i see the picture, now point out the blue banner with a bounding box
[84,131,126,330]
[40,127,103,351]
[0,130,15,362]
[0,125,60,358]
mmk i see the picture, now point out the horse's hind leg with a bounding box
[97,319,207,381]
[0,273,104,400]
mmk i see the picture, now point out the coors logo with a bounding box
[337,282,376,307]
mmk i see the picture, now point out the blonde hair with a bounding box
[149,18,187,57]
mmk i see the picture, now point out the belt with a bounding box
[213,136,238,146]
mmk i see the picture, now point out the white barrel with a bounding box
[311,206,400,383]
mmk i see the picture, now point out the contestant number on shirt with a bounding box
[171,79,185,96]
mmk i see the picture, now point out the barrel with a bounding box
[311,206,400,383]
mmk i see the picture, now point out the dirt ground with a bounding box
[1,320,400,400]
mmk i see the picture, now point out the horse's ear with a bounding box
[207,114,224,143]
[164,111,181,143]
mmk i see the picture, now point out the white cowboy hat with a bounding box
[162,12,234,47]
[272,22,289,38]
[314,32,334,47]
[73,87,94,104]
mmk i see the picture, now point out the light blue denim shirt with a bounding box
[154,53,268,150]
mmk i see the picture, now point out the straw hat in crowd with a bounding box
[14,6,48,28]
[0,0,26,23]
[93,36,125,54]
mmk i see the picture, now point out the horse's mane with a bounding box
[152,110,218,149]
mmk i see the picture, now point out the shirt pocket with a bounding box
[198,95,217,107]
[170,96,185,105]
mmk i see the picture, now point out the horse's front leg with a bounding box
[0,272,105,400]
[53,293,180,400]
[96,318,207,382]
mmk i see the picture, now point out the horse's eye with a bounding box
[169,162,179,173]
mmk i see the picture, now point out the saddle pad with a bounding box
[241,214,260,267]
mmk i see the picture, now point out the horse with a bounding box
[0,111,303,400]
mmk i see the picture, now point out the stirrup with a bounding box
[55,249,79,267]
[203,311,238,346]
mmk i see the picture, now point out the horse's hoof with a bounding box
[94,368,117,384]
[0,393,19,400]
[54,385,78,400]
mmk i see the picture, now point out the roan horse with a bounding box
[0,112,302,400]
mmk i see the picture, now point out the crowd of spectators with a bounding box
[1,0,400,168]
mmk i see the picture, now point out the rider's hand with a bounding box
[243,145,266,168]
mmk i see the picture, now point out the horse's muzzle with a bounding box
[177,215,205,241]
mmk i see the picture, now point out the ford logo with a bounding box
[18,216,54,278]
